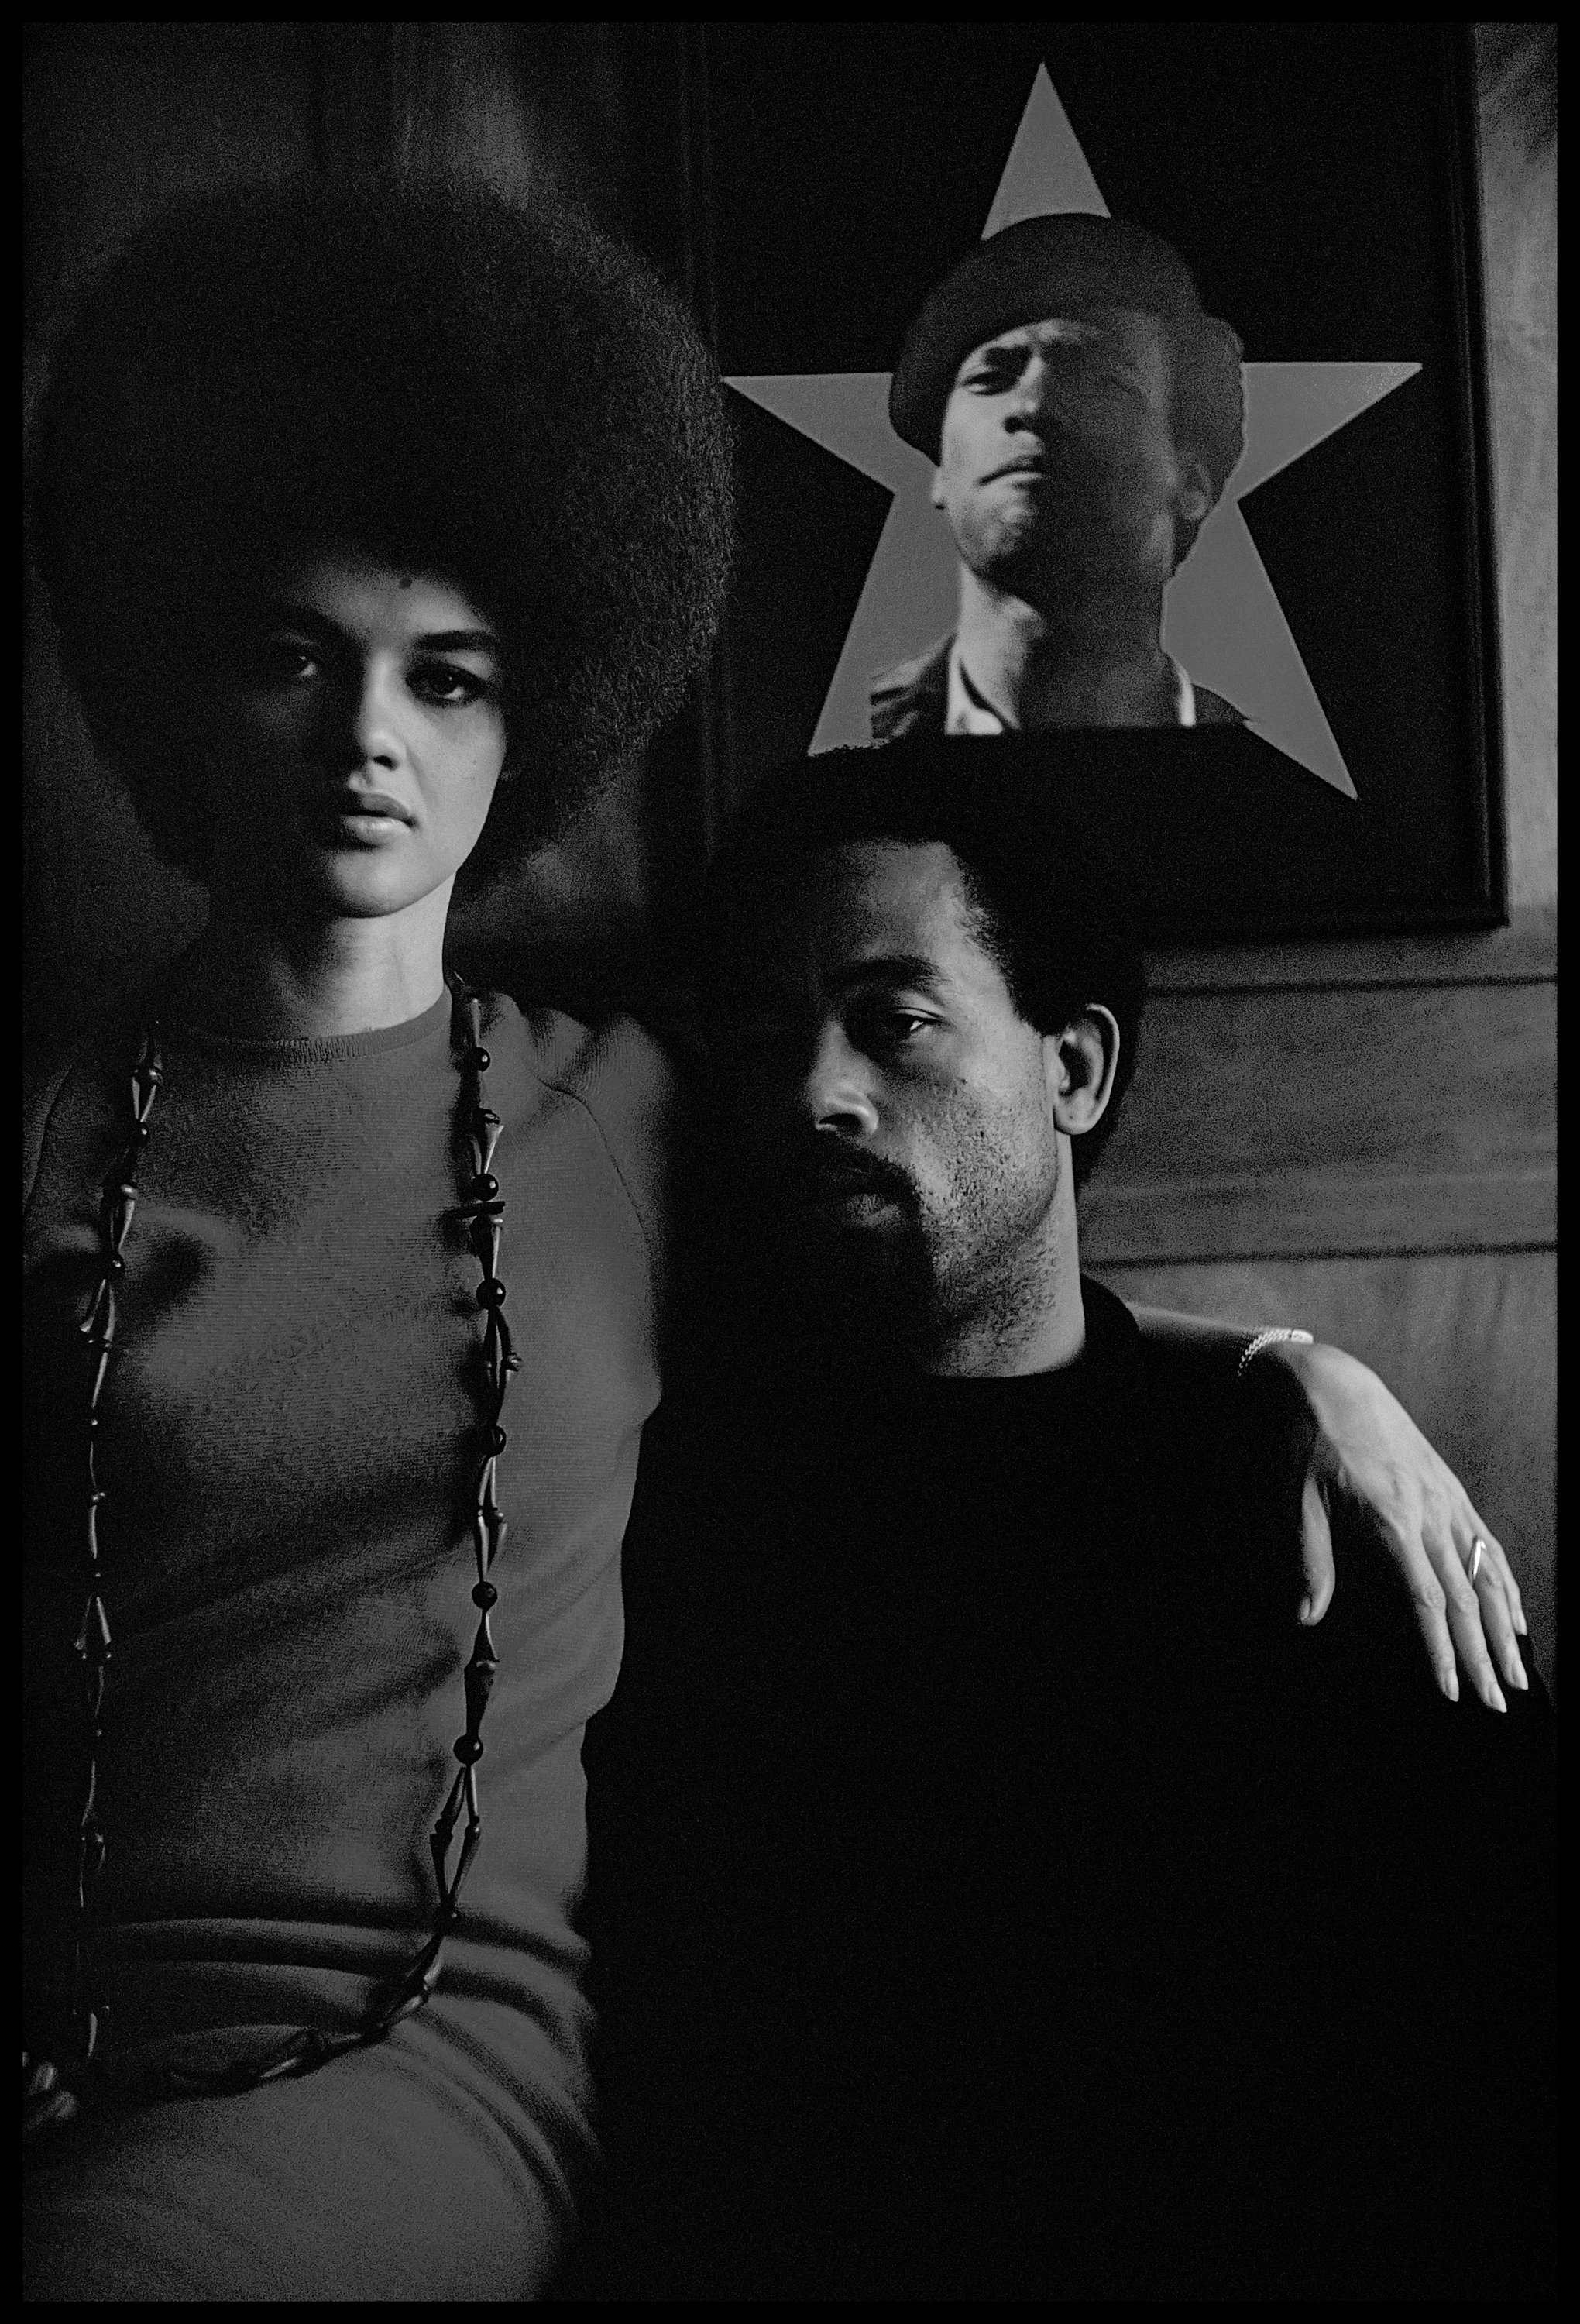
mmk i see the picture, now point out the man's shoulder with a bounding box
[869,636,952,741]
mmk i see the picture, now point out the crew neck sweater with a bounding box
[583,1282,1554,2300]
[24,989,674,2298]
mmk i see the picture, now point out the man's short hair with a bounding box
[702,739,1147,1191]
[891,213,1244,561]
[29,177,735,892]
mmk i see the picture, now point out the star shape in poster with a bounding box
[727,65,1421,796]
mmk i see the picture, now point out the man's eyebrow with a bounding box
[833,954,947,997]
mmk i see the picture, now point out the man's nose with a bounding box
[800,1023,879,1136]
[1006,354,1065,430]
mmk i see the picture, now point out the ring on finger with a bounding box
[1466,1535,1487,1587]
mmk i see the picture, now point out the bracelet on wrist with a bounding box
[1235,1326,1315,1386]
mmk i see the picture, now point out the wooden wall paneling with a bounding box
[1146,907,1554,993]
[1080,978,1555,1266]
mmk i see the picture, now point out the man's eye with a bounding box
[860,1012,933,1048]
[1073,358,1143,401]
[410,663,490,706]
[730,1016,794,1050]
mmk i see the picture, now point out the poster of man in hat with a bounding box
[871,211,1249,741]
[709,24,1501,940]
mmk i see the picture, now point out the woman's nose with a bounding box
[348,672,404,769]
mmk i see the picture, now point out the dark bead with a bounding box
[472,1581,498,1610]
[472,1173,499,1201]
[452,1734,485,1765]
[108,1256,125,1275]
[476,1277,507,1308]
[133,1122,151,1144]
[489,1425,507,1454]
[472,1047,491,1073]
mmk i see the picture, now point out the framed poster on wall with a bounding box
[699,21,1503,941]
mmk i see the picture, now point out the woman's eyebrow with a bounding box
[263,600,340,637]
[416,629,500,654]
[259,605,498,655]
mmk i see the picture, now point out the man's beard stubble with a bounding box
[751,1140,940,1362]
[961,462,1175,614]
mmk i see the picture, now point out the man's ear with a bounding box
[1044,1006,1121,1140]
[1174,451,1214,528]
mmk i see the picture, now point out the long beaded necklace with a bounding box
[25,979,519,2130]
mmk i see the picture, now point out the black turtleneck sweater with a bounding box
[578,1281,1554,2300]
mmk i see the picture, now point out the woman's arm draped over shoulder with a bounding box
[1126,1304,1528,1710]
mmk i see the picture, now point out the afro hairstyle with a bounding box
[699,738,1147,1194]
[29,175,736,891]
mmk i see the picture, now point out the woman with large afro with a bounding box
[22,172,1533,2301]
[23,174,732,2300]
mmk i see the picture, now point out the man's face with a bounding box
[933,308,1208,601]
[713,840,1068,1343]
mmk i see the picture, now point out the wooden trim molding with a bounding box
[1146,906,1555,995]
[1081,975,1554,1267]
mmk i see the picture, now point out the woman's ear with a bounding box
[1044,1005,1121,1139]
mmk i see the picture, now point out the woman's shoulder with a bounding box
[486,992,678,1112]
[482,994,682,1262]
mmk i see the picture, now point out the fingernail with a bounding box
[1297,1596,1313,1624]
[1510,1660,1529,1690]
[1444,1670,1459,1702]
[1516,1614,1530,1636]
[1486,1683,1507,1714]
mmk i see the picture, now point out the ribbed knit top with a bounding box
[23,988,673,2170]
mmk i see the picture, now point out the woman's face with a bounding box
[204,550,509,926]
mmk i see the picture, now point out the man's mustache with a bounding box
[771,1138,916,1211]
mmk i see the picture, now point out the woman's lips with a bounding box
[304,791,414,845]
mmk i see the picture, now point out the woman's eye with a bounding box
[254,641,321,685]
[410,663,489,706]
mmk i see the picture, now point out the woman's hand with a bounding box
[1255,1338,1529,1712]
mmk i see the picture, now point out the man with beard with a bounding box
[577,743,1553,2302]
[871,211,1249,737]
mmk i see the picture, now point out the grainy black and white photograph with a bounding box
[24,22,1554,2302]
